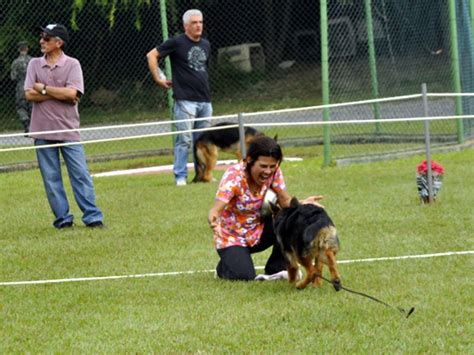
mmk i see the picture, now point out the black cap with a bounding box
[40,24,69,43]
[17,41,29,50]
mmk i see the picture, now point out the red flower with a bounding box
[417,160,445,175]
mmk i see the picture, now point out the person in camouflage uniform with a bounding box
[11,41,32,133]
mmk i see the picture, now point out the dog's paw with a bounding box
[296,280,309,289]
[332,279,342,291]
[312,277,323,288]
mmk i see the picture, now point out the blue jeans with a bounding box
[35,139,103,228]
[173,100,212,181]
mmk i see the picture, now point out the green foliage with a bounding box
[1,150,473,352]
[71,0,152,30]
[0,0,77,80]
[0,2,36,81]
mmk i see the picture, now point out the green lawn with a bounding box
[1,150,473,352]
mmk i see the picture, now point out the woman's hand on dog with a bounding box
[301,195,325,208]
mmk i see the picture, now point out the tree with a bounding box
[72,0,152,30]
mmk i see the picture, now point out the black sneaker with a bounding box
[57,221,74,229]
[86,221,105,229]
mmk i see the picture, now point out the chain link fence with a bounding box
[1,0,473,169]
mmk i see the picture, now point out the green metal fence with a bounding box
[1,0,473,169]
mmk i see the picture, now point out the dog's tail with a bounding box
[192,138,206,183]
[303,223,339,257]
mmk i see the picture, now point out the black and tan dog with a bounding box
[271,197,341,290]
[193,122,261,183]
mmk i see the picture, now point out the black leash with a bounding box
[316,274,415,318]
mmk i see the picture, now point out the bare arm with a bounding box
[40,85,78,102]
[146,48,172,89]
[277,189,325,209]
[208,199,226,230]
[25,89,50,102]
[301,195,325,208]
[277,189,292,208]
[26,83,79,104]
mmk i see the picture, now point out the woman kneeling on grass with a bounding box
[208,136,323,281]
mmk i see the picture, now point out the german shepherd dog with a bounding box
[271,197,341,290]
[193,122,261,183]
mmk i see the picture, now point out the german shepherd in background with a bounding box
[271,197,341,290]
[193,122,261,183]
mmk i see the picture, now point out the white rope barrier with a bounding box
[1,114,471,153]
[0,124,240,152]
[1,91,470,140]
[246,93,423,117]
[1,91,473,154]
[0,113,235,139]
[246,114,474,128]
[1,250,472,286]
[427,92,474,97]
[0,92,424,139]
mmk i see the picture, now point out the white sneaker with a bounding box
[255,273,271,281]
[255,270,303,281]
[255,270,288,281]
[176,179,187,186]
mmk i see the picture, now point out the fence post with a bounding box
[238,113,246,158]
[422,83,434,204]
[471,0,474,137]
[471,0,474,33]
[320,0,331,166]
[160,0,174,122]
[363,0,381,134]
[448,0,465,144]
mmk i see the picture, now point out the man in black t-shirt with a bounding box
[147,9,212,186]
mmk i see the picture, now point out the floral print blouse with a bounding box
[213,161,286,250]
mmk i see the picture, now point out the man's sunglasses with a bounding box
[40,33,59,42]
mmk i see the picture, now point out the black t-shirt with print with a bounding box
[157,34,211,102]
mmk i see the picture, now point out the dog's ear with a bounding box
[273,134,278,142]
[290,196,300,208]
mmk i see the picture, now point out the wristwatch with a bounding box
[41,84,47,95]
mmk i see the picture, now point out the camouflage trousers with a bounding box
[16,98,32,132]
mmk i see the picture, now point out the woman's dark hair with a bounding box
[245,136,283,173]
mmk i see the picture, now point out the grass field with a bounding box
[1,149,473,352]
